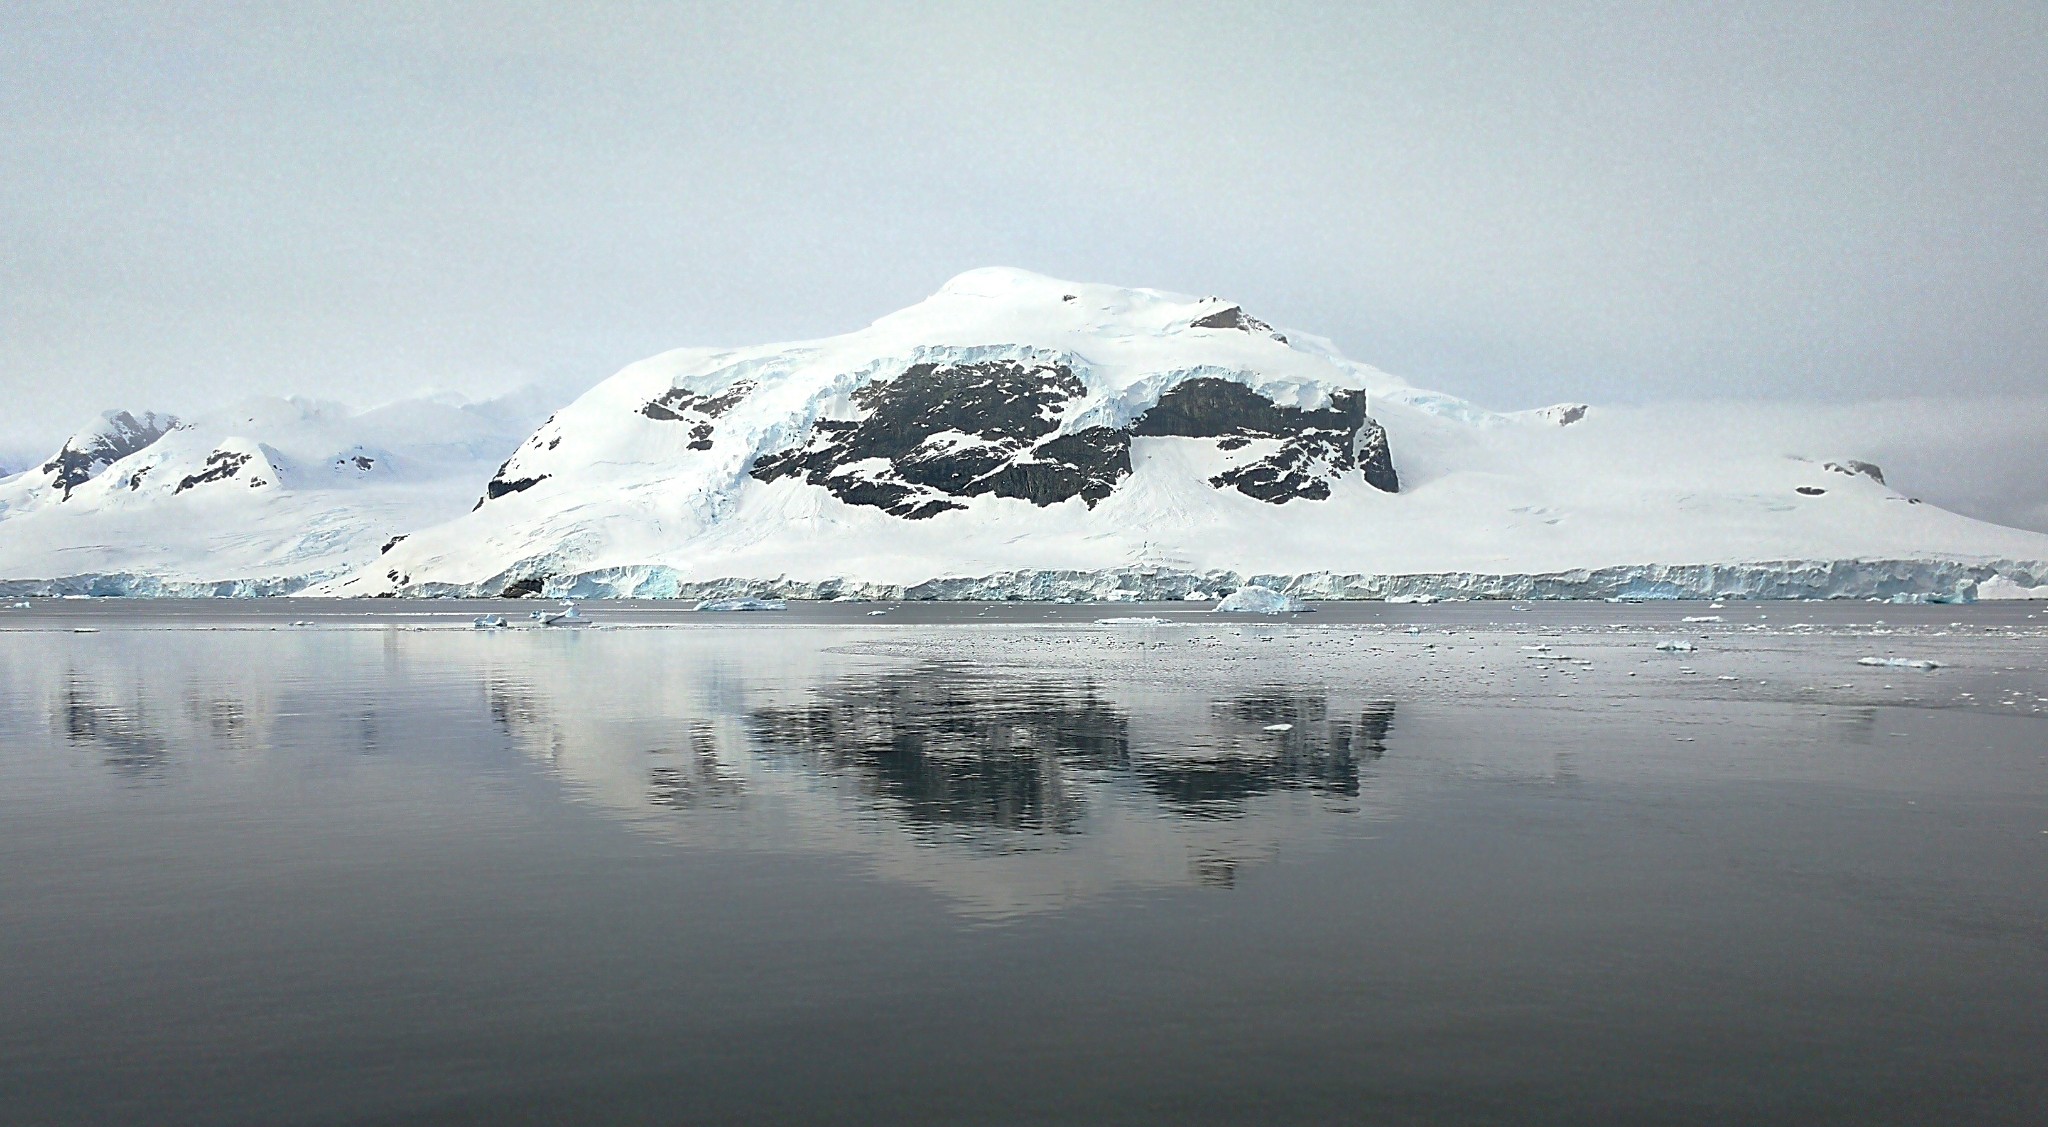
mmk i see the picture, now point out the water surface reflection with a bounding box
[18,629,1401,919]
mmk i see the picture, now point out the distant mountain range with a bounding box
[0,393,548,595]
[4,269,2045,600]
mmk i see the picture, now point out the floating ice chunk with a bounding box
[538,602,593,626]
[694,597,787,612]
[1096,616,1170,625]
[1215,585,1306,614]
[1682,615,1724,623]
[7,601,30,609]
[1977,576,2048,600]
[865,609,889,616]
[1857,657,1943,670]
[473,615,508,629]
[1263,723,1294,732]
[1655,640,1695,652]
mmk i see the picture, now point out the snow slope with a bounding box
[327,268,2048,601]
[0,393,549,595]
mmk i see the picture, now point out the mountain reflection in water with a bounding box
[23,628,1400,918]
[60,676,173,779]
[750,666,1392,836]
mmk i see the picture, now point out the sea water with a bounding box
[2,600,2043,1125]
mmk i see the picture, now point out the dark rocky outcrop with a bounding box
[1189,305,1287,343]
[746,362,1397,519]
[1132,378,1397,500]
[173,450,251,494]
[1824,460,1884,484]
[487,475,548,499]
[643,381,755,451]
[1353,417,1398,493]
[477,452,550,508]
[42,411,179,500]
[752,360,1101,518]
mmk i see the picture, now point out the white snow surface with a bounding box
[6,268,2048,600]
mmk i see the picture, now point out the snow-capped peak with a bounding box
[0,390,553,594]
[327,269,2048,601]
[32,409,181,501]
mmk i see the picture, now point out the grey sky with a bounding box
[4,2,2046,523]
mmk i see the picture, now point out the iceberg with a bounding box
[694,597,788,612]
[1856,657,1942,670]
[1977,576,2048,600]
[1215,585,1307,614]
[536,603,593,627]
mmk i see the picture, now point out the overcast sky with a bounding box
[4,2,2045,523]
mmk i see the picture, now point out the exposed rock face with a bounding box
[752,360,1118,519]
[1189,304,1287,343]
[475,413,564,507]
[1131,378,1398,500]
[173,450,253,494]
[749,365,1397,518]
[642,380,755,450]
[1825,459,1885,485]
[485,471,548,500]
[41,411,179,500]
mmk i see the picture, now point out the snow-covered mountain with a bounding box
[0,393,549,595]
[322,268,2048,602]
[5,268,2046,600]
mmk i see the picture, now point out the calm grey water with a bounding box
[2,600,2045,1126]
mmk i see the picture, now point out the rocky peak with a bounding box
[41,410,180,500]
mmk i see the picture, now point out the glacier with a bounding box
[243,557,2048,605]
